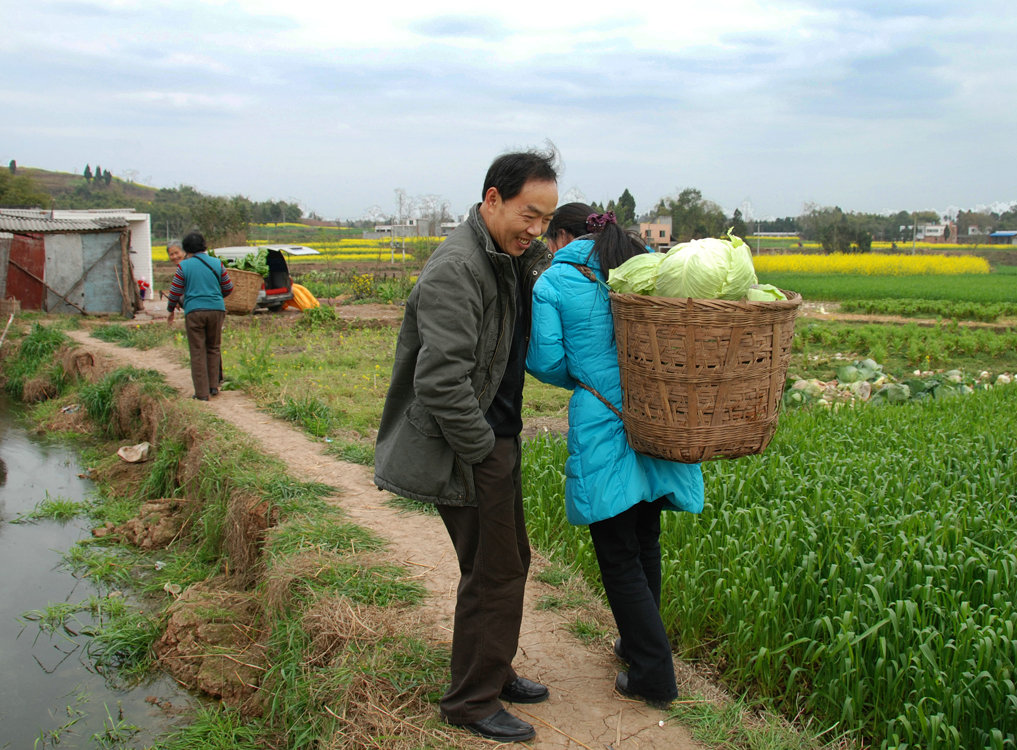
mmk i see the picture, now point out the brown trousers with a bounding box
[436,435,530,723]
[184,309,225,399]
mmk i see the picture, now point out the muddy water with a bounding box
[0,395,192,748]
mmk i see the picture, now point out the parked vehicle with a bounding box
[211,245,320,311]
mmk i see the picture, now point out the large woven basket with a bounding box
[610,290,802,463]
[225,269,263,314]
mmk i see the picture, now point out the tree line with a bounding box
[4,164,1016,252]
[0,165,304,246]
[584,187,1017,254]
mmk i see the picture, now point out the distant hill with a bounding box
[19,166,159,208]
[5,167,311,244]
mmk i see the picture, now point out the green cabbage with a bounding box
[746,283,787,301]
[607,252,664,294]
[653,233,758,300]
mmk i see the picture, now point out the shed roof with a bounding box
[0,209,128,233]
[989,230,1017,237]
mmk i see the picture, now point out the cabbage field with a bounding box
[523,366,1017,749]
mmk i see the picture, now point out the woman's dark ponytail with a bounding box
[584,212,647,273]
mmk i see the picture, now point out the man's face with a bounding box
[481,179,558,257]
[168,246,185,265]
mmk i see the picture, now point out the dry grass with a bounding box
[302,596,482,750]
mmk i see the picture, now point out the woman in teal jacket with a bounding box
[526,205,704,707]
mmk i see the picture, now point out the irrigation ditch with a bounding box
[0,319,768,750]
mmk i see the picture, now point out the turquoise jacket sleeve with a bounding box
[526,269,577,390]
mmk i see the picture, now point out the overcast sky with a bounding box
[3,0,1015,221]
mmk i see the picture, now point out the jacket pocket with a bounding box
[406,400,442,438]
[453,455,476,506]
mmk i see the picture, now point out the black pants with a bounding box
[436,436,530,723]
[184,309,224,399]
[588,497,677,701]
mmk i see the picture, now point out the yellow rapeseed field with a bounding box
[753,253,990,276]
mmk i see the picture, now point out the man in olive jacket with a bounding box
[374,150,557,743]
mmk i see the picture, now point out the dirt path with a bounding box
[67,327,714,749]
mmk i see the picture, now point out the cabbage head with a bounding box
[653,233,758,299]
[607,252,664,295]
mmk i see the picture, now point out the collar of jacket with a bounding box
[465,203,553,280]
[552,237,599,270]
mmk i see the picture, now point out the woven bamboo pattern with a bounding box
[225,269,263,314]
[610,290,802,462]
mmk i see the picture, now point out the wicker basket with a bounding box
[225,269,263,314]
[610,290,802,463]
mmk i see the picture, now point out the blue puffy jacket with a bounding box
[526,238,704,525]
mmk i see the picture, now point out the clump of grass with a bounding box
[19,600,88,636]
[310,560,424,607]
[86,607,162,684]
[385,496,440,516]
[260,595,465,750]
[78,367,170,432]
[92,322,174,350]
[153,705,264,750]
[137,437,186,499]
[270,395,344,437]
[12,491,85,523]
[267,511,383,559]
[567,618,609,644]
[63,543,134,587]
[324,439,374,465]
[535,590,587,611]
[295,305,340,330]
[137,547,217,598]
[3,323,69,397]
[534,562,576,588]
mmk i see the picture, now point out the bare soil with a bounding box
[65,317,728,749]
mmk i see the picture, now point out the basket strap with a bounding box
[193,254,226,296]
[561,261,622,419]
[560,261,611,291]
[576,381,623,420]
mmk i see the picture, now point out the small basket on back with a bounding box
[610,290,802,463]
[224,269,263,315]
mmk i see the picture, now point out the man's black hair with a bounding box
[182,231,207,254]
[482,146,559,202]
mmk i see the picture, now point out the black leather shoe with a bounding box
[209,388,219,396]
[613,637,628,663]
[614,672,673,711]
[455,709,535,742]
[499,676,549,704]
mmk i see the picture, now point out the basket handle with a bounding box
[576,381,623,420]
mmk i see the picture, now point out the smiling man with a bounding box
[374,148,558,743]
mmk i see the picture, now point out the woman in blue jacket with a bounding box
[527,205,704,708]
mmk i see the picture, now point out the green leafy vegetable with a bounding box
[654,232,757,300]
[607,252,664,294]
[746,283,788,301]
[213,248,269,277]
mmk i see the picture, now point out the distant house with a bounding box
[911,221,957,243]
[639,216,673,251]
[0,208,151,316]
[439,215,465,236]
[989,230,1017,246]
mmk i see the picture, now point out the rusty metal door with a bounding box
[5,233,45,310]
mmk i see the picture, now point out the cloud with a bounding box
[2,0,1015,219]
[408,15,509,41]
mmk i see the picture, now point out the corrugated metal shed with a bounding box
[0,210,128,233]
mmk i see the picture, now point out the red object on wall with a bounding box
[5,233,46,310]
